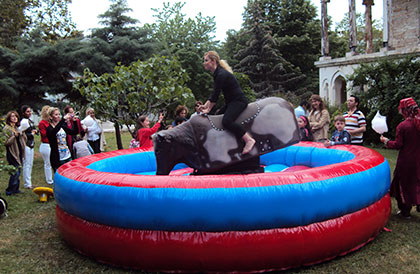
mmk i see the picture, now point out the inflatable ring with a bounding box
[54,142,391,272]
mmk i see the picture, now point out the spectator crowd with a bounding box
[1,94,419,220]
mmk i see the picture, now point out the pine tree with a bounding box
[236,0,305,98]
[87,0,155,74]
[265,0,321,94]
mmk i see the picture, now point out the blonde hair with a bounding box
[205,51,233,73]
[41,105,50,121]
[86,107,94,116]
[47,107,60,124]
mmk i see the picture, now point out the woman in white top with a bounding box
[18,105,37,189]
[82,108,102,154]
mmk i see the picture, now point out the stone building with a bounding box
[315,0,420,106]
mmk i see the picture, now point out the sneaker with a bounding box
[24,186,33,189]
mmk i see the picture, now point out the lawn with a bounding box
[1,132,419,273]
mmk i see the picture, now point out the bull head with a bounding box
[154,131,201,175]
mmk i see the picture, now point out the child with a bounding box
[73,135,94,159]
[324,115,351,147]
[174,116,187,126]
[297,115,313,141]
[137,113,164,149]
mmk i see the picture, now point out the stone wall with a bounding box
[315,0,420,106]
[389,0,419,49]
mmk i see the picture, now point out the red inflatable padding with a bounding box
[58,144,385,189]
[283,165,311,172]
[56,194,390,273]
[168,167,194,176]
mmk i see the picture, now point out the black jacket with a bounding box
[208,66,247,105]
[46,119,79,170]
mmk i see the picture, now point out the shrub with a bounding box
[348,56,420,145]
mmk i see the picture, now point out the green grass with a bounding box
[1,133,419,273]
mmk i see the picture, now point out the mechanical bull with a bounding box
[153,97,300,175]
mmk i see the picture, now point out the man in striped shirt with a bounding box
[343,95,366,145]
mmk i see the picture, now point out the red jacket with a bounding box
[38,120,49,143]
[137,122,160,149]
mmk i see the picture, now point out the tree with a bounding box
[0,0,29,48]
[146,2,219,101]
[0,29,97,112]
[87,0,155,75]
[265,0,321,85]
[335,12,383,54]
[26,0,80,42]
[328,27,348,59]
[236,0,305,98]
[0,0,155,113]
[74,55,195,149]
[1,0,80,48]
[220,29,250,69]
[348,56,420,145]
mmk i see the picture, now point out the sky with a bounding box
[69,0,384,42]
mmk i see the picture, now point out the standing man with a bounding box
[294,100,310,118]
[343,95,366,145]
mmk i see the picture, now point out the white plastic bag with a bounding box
[82,116,94,127]
[371,111,388,134]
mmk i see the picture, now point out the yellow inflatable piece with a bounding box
[33,187,54,202]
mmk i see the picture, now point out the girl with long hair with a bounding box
[308,94,330,142]
[297,115,313,141]
[3,111,26,195]
[199,50,255,154]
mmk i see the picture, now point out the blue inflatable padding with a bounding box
[260,148,287,166]
[89,153,188,175]
[54,158,390,231]
[135,171,156,175]
[87,146,354,175]
[264,164,289,172]
[88,151,156,173]
[260,146,354,168]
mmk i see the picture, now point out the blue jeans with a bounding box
[6,166,21,195]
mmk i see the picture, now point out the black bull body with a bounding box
[153,97,300,175]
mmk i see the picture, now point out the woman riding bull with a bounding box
[199,51,255,155]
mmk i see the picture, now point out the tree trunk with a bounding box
[114,121,123,150]
[348,0,357,53]
[321,0,330,56]
[363,0,374,54]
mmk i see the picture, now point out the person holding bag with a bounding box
[380,97,420,218]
